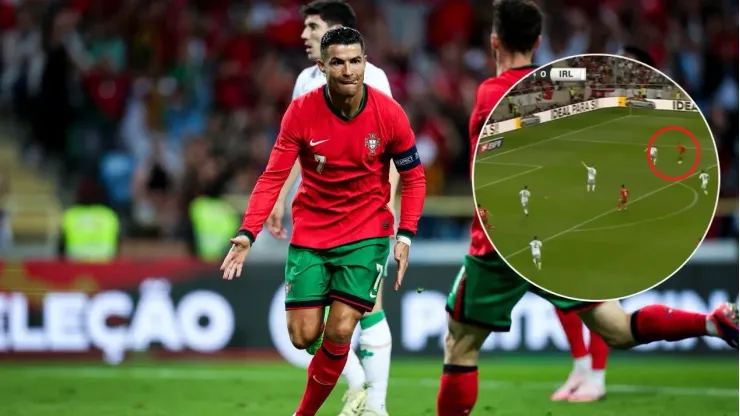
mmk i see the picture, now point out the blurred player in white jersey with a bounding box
[266,2,397,415]
[519,185,531,216]
[530,236,543,270]
[699,170,710,195]
[645,146,658,165]
[582,162,596,192]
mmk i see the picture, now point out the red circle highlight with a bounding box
[646,126,700,182]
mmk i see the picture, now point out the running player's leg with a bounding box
[551,305,610,402]
[533,288,606,402]
[577,300,738,350]
[284,246,341,416]
[294,238,388,416]
[438,254,529,415]
[305,307,366,402]
[357,241,392,415]
[551,308,590,401]
[285,245,331,350]
[331,237,391,416]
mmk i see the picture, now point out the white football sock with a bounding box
[359,311,392,412]
[574,355,591,373]
[342,348,366,389]
[589,369,606,386]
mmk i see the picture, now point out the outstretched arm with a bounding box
[238,106,301,244]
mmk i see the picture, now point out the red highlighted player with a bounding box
[616,185,629,211]
[477,204,494,230]
[677,143,687,164]
[220,27,426,416]
[551,310,610,402]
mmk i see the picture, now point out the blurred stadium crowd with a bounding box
[0,0,736,258]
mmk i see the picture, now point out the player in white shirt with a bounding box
[645,146,658,165]
[530,236,543,270]
[699,170,710,195]
[519,185,531,216]
[582,162,596,192]
[266,2,396,415]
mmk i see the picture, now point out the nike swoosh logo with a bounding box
[310,139,329,146]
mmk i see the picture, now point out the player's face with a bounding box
[301,15,334,61]
[318,44,366,98]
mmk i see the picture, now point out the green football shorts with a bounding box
[284,237,390,313]
[446,252,599,331]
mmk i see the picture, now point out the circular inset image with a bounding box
[473,53,720,301]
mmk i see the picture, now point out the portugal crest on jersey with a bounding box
[365,133,380,156]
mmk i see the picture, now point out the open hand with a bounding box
[220,235,252,280]
[393,241,409,291]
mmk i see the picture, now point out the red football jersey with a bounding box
[620,188,629,199]
[678,144,686,153]
[240,85,425,249]
[469,66,537,257]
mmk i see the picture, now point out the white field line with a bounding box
[477,116,631,162]
[573,181,700,233]
[506,165,716,258]
[13,367,738,397]
[560,137,715,151]
[475,166,543,189]
[478,161,544,169]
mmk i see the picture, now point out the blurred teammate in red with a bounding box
[436,2,737,415]
[477,204,494,230]
[678,143,687,164]
[617,185,629,211]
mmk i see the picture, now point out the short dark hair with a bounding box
[492,0,543,54]
[621,45,655,67]
[320,27,365,58]
[301,0,356,29]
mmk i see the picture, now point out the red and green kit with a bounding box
[239,84,426,312]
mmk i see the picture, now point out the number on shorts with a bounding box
[369,263,384,298]
[314,154,326,173]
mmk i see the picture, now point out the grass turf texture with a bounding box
[474,107,718,300]
[1,356,736,415]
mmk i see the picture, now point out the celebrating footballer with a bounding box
[221,27,426,416]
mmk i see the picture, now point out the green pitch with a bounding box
[0,356,736,415]
[474,108,719,300]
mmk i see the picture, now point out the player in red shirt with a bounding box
[617,184,629,211]
[437,2,737,414]
[677,143,687,164]
[220,27,426,416]
[477,204,494,230]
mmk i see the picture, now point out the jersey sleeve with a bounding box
[238,104,302,243]
[387,104,425,240]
